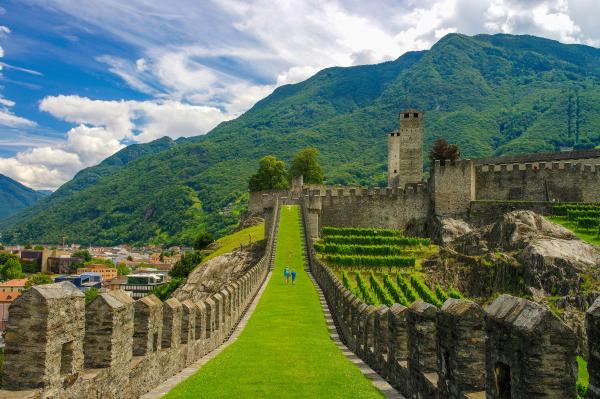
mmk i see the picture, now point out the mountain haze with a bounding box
[2,33,600,246]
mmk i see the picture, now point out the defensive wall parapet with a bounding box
[0,200,281,398]
[476,161,600,202]
[301,205,585,399]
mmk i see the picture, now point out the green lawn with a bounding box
[203,222,265,261]
[546,216,600,248]
[164,205,383,398]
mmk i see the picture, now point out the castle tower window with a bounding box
[494,362,511,398]
[413,113,419,118]
[394,170,397,173]
[404,113,409,118]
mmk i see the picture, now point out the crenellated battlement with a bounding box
[0,201,282,399]
[477,161,600,173]
[302,226,586,399]
[302,183,429,201]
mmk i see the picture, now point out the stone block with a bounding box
[1,282,85,390]
[133,294,163,356]
[84,290,134,369]
[485,294,577,399]
[437,299,486,398]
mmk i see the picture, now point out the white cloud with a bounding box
[0,108,37,128]
[0,95,231,189]
[5,0,600,190]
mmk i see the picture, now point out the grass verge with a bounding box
[203,222,265,261]
[164,205,383,398]
[546,216,600,248]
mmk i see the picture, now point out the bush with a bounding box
[355,272,376,305]
[370,272,394,306]
[193,231,214,251]
[396,274,417,302]
[322,227,404,237]
[410,276,442,307]
[577,217,600,230]
[314,242,412,256]
[84,288,99,305]
[383,274,409,306]
[323,235,430,247]
[323,254,415,268]
[24,273,53,288]
[151,277,184,301]
[435,285,449,303]
[447,287,463,299]
[169,251,203,278]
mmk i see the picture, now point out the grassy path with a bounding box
[164,205,383,398]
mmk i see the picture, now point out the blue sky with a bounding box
[0,0,599,190]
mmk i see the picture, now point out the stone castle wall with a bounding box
[0,201,280,399]
[430,159,475,217]
[300,207,595,398]
[475,161,600,202]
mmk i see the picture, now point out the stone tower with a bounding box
[388,109,424,187]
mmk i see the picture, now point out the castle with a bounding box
[254,109,600,238]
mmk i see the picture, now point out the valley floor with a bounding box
[163,205,383,398]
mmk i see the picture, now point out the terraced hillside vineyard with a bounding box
[3,33,600,245]
[315,226,462,307]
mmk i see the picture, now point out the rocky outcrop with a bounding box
[441,211,600,296]
[174,241,264,303]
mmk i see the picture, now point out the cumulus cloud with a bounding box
[5,0,600,189]
[0,95,231,189]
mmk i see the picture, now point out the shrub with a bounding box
[396,274,417,302]
[410,276,443,307]
[383,274,409,306]
[323,235,430,247]
[314,242,414,256]
[447,287,463,299]
[435,285,449,303]
[322,227,404,237]
[323,254,415,268]
[355,272,376,305]
[577,217,600,230]
[370,272,394,306]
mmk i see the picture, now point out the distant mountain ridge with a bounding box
[0,174,48,220]
[2,33,600,246]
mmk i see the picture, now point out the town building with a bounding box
[77,264,118,281]
[47,256,85,274]
[0,291,22,330]
[20,249,49,273]
[0,278,28,293]
[54,272,101,291]
[120,273,165,299]
[103,275,128,291]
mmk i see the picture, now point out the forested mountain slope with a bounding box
[3,33,600,246]
[0,174,48,220]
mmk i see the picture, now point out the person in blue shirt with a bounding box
[284,266,290,284]
[291,270,297,285]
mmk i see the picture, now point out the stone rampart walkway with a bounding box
[162,205,387,398]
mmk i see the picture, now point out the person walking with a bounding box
[291,270,297,285]
[284,266,290,285]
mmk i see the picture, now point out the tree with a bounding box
[73,249,92,262]
[193,231,214,251]
[151,277,184,301]
[33,245,44,250]
[248,156,288,192]
[0,258,23,280]
[288,147,323,184]
[24,243,32,250]
[24,273,53,289]
[169,251,203,279]
[116,262,130,276]
[429,139,460,165]
[84,288,99,305]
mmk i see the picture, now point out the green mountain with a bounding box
[0,174,48,220]
[2,33,600,246]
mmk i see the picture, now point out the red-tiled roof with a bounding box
[0,279,28,287]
